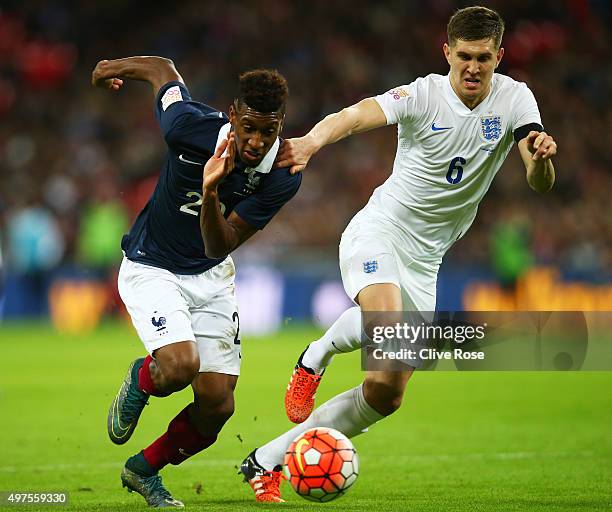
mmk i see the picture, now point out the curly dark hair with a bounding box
[447,6,505,49]
[237,69,288,114]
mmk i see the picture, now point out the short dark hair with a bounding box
[236,69,288,114]
[447,6,505,49]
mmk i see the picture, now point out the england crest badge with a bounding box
[363,260,379,274]
[480,115,502,142]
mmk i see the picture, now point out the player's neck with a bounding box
[450,80,491,110]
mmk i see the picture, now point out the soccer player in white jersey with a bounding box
[240,6,557,501]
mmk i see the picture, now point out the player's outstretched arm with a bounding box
[91,56,184,96]
[200,134,258,258]
[275,97,387,174]
[518,130,556,193]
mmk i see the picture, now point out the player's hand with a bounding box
[274,135,318,174]
[203,133,236,192]
[91,60,124,91]
[525,131,557,161]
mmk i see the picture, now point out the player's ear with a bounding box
[443,43,452,65]
[228,103,236,124]
[495,47,505,68]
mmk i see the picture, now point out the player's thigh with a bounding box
[356,283,403,340]
[357,283,402,311]
[118,257,195,353]
[339,232,403,310]
[190,281,241,376]
[397,260,438,316]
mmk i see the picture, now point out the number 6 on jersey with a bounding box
[446,156,466,184]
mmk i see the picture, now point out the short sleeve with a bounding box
[374,79,421,126]
[155,81,228,156]
[233,169,302,230]
[511,83,542,131]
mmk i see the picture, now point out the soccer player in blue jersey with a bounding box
[92,56,301,507]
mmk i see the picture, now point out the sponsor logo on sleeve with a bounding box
[161,85,183,111]
[387,87,409,101]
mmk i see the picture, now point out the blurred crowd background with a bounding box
[1,0,610,324]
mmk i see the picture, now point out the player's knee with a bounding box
[385,392,404,414]
[162,353,200,389]
[363,379,405,416]
[153,342,200,390]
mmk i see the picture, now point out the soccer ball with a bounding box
[284,427,359,502]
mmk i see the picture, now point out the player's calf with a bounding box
[362,370,413,416]
[141,405,218,471]
[191,372,238,437]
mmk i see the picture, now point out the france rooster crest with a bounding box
[152,313,167,332]
[480,115,502,142]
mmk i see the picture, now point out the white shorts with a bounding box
[339,218,438,313]
[118,257,241,375]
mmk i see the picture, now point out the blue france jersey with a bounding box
[121,81,302,274]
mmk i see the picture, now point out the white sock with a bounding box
[302,307,363,372]
[255,384,384,470]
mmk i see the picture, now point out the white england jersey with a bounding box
[357,72,541,266]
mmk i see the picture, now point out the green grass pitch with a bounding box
[1,321,611,511]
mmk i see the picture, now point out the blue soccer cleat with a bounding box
[108,357,149,445]
[121,466,184,508]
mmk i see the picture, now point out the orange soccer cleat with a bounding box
[240,450,285,503]
[284,349,324,424]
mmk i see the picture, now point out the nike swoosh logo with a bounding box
[431,123,452,132]
[295,438,310,474]
[331,340,350,353]
[111,386,131,438]
[178,154,203,165]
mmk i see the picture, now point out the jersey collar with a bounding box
[443,73,497,115]
[215,122,280,174]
